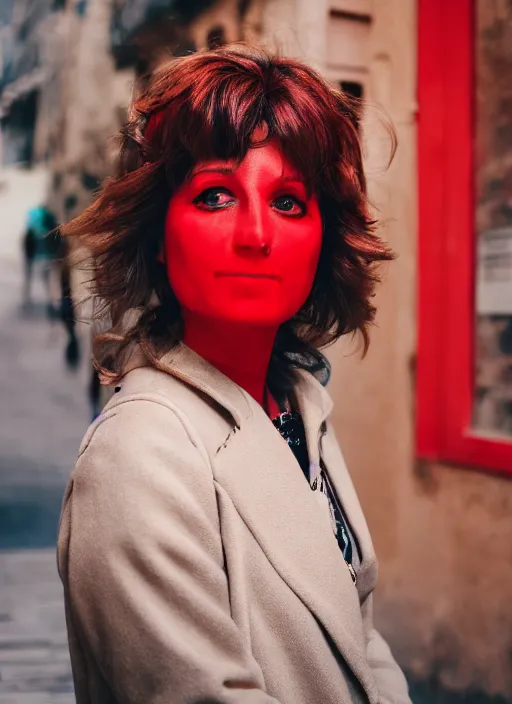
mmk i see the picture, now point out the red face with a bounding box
[163,141,322,328]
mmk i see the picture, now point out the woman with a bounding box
[58,44,410,704]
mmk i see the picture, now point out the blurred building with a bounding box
[0,0,265,220]
[1,1,512,703]
[0,0,54,165]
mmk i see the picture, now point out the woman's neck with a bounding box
[182,311,280,414]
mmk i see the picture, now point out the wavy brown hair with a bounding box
[64,43,394,397]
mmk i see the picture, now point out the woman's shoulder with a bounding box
[73,367,215,490]
[61,368,222,540]
[58,368,224,583]
[81,375,198,453]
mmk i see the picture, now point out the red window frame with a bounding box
[416,0,512,476]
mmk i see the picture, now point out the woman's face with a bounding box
[163,140,322,327]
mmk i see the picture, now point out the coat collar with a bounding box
[125,341,334,434]
[124,342,252,427]
[123,342,378,701]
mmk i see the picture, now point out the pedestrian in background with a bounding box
[22,204,59,315]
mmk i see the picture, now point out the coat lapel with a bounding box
[319,424,378,604]
[148,345,378,700]
[294,371,378,604]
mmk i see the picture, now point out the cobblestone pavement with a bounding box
[0,252,91,703]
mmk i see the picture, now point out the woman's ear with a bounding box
[157,247,165,265]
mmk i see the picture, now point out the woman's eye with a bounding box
[194,188,234,210]
[272,195,306,217]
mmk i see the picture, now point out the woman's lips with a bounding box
[215,271,281,281]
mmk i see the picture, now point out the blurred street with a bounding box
[0,181,88,701]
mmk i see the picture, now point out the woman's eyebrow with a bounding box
[190,166,235,179]
[280,175,305,185]
[188,167,307,190]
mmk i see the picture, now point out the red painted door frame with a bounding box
[416,0,512,475]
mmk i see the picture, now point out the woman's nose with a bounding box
[233,202,272,258]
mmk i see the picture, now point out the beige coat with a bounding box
[57,344,410,704]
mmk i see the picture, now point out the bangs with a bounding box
[143,51,342,194]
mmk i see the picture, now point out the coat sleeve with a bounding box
[60,399,280,704]
[362,595,411,704]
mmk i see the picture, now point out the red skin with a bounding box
[163,141,322,415]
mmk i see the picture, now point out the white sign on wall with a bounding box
[476,227,512,315]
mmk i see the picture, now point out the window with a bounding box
[326,6,370,131]
[417,0,512,474]
[473,3,512,438]
[340,80,364,132]
[206,25,225,50]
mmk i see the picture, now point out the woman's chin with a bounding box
[210,303,294,328]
